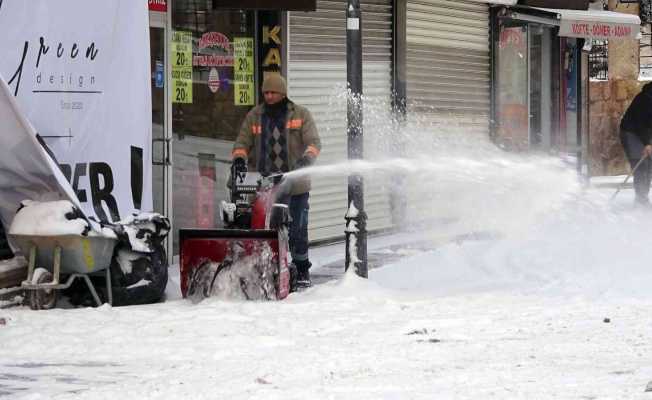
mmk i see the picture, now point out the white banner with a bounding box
[0,0,152,223]
[0,75,80,234]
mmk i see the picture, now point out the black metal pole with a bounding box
[345,0,368,278]
[390,0,407,227]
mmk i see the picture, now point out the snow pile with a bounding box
[344,200,362,269]
[9,200,92,236]
[5,201,170,254]
[371,182,652,300]
[112,212,170,253]
[8,200,118,239]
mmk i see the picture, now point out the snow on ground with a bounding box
[3,160,652,399]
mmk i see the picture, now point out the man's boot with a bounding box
[294,260,312,289]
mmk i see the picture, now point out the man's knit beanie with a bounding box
[262,74,287,95]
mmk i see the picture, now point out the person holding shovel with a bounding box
[620,82,652,206]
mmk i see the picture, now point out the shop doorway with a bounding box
[561,38,580,155]
[528,25,553,150]
[149,11,171,260]
[495,21,559,152]
[496,23,529,150]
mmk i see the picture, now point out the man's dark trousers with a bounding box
[288,193,310,263]
[621,129,652,204]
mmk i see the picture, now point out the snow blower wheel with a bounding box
[28,267,57,310]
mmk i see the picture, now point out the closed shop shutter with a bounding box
[406,0,490,134]
[404,0,491,224]
[289,0,394,242]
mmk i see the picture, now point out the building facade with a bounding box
[148,0,512,256]
[490,0,640,177]
[146,0,640,259]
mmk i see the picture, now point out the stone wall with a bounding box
[588,79,645,175]
[588,1,641,176]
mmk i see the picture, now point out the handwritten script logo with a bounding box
[7,36,100,96]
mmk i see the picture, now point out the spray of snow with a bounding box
[213,247,276,300]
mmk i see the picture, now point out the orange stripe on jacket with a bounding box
[286,119,303,129]
[304,145,320,158]
[251,124,262,135]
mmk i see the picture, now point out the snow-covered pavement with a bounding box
[3,167,652,399]
[2,276,652,399]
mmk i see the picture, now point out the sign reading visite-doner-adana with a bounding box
[560,19,639,40]
[0,0,152,223]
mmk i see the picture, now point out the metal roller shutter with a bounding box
[289,0,394,242]
[404,0,491,225]
[406,0,490,134]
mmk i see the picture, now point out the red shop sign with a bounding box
[149,0,167,12]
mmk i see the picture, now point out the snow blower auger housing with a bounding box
[180,162,292,302]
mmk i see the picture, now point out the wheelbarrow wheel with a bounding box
[29,267,58,310]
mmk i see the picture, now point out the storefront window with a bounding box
[496,23,529,150]
[495,22,557,151]
[170,2,257,253]
[172,3,255,140]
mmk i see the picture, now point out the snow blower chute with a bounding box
[179,162,292,302]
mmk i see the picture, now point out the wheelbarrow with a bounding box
[10,234,117,310]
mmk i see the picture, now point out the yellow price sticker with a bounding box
[233,38,254,106]
[171,30,193,104]
[172,79,193,104]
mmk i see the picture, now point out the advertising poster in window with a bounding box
[171,30,193,104]
[234,37,254,106]
[0,0,152,223]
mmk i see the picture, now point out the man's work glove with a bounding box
[294,156,313,169]
[231,157,247,185]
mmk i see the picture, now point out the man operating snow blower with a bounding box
[231,74,321,289]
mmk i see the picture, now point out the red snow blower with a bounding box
[179,162,293,302]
